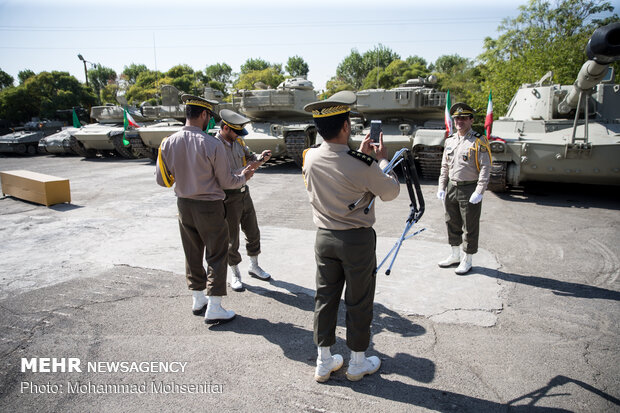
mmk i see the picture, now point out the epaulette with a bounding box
[347,150,376,166]
[473,132,482,138]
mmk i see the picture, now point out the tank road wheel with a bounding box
[16,144,27,154]
[414,145,443,179]
[487,161,508,192]
[27,144,37,155]
[112,134,137,159]
[285,131,313,167]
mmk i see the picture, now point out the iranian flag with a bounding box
[124,107,140,129]
[122,107,140,147]
[485,90,493,139]
[444,90,453,137]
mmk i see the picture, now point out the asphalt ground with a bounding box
[0,153,618,412]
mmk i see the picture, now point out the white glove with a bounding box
[437,190,445,200]
[469,191,483,204]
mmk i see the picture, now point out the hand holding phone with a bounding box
[370,120,381,145]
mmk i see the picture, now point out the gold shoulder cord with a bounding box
[158,137,175,187]
[236,137,248,167]
[302,148,311,188]
[473,137,493,172]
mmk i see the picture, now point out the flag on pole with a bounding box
[123,107,140,146]
[444,90,453,138]
[485,90,493,139]
[72,108,81,128]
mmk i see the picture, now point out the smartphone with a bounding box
[370,120,381,144]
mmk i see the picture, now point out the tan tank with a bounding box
[128,85,229,160]
[349,76,447,178]
[233,78,318,166]
[488,22,620,191]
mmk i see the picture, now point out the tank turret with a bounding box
[488,22,620,191]
[231,78,318,166]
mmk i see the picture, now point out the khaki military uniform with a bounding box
[156,126,246,295]
[303,141,400,351]
[438,129,491,254]
[216,132,262,266]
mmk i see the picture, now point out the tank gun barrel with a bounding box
[558,22,620,114]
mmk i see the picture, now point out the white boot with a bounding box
[346,351,381,381]
[191,290,208,316]
[438,246,461,267]
[205,296,236,324]
[229,265,243,291]
[248,255,271,280]
[314,346,343,383]
[455,253,473,275]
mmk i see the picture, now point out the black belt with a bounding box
[224,185,246,194]
[450,180,477,186]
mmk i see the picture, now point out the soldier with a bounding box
[216,109,272,292]
[302,91,400,382]
[156,94,257,324]
[437,102,492,275]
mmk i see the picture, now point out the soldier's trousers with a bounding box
[314,227,376,352]
[177,197,228,296]
[224,186,261,266]
[444,181,481,254]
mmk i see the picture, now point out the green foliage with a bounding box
[125,70,164,105]
[360,59,430,90]
[234,67,285,90]
[0,71,96,124]
[321,76,354,99]
[336,44,400,89]
[87,65,117,105]
[122,63,148,84]
[286,56,309,77]
[478,0,618,116]
[18,70,35,85]
[205,63,232,84]
[166,64,194,78]
[240,58,271,74]
[0,68,14,90]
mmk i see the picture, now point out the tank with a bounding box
[38,127,81,155]
[350,76,447,178]
[232,78,318,166]
[488,22,620,191]
[73,102,151,159]
[128,85,230,161]
[0,120,63,155]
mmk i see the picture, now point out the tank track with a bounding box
[69,136,97,158]
[284,131,308,167]
[126,131,157,161]
[112,133,138,159]
[414,146,443,179]
[487,161,508,192]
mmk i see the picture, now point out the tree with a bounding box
[0,68,14,90]
[360,59,430,90]
[233,67,285,90]
[405,56,428,67]
[122,63,148,85]
[125,70,164,105]
[432,54,470,74]
[0,71,95,124]
[205,63,232,84]
[336,44,400,89]
[18,69,35,85]
[286,56,309,78]
[322,76,355,99]
[87,65,117,104]
[477,0,618,116]
[240,58,271,74]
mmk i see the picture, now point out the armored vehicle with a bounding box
[127,85,229,160]
[0,120,63,155]
[73,104,149,159]
[233,78,318,166]
[488,22,620,191]
[38,127,81,155]
[351,77,447,178]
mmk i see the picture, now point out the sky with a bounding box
[0,0,526,92]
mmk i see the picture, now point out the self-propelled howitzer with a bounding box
[488,22,620,191]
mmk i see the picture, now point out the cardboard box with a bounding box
[1,170,71,206]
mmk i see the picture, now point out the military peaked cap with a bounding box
[220,109,250,136]
[181,94,218,113]
[304,91,357,118]
[450,102,476,118]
